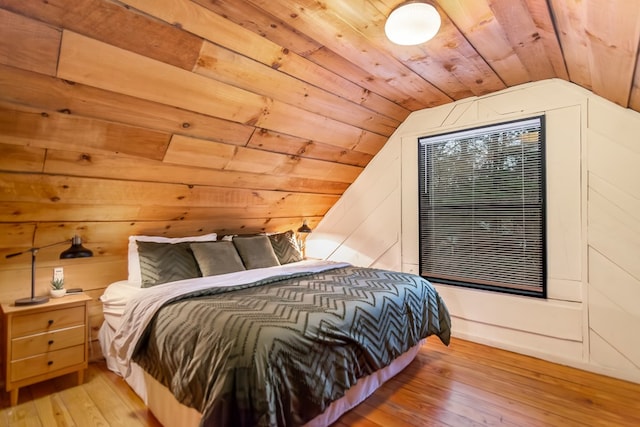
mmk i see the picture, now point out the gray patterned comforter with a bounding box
[114,262,451,427]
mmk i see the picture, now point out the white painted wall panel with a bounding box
[589,248,640,318]
[589,287,640,368]
[545,107,583,282]
[370,242,402,271]
[589,97,640,156]
[442,100,479,128]
[589,333,640,383]
[588,129,640,201]
[395,103,462,135]
[400,135,420,267]
[306,139,401,260]
[588,187,640,281]
[328,189,400,267]
[433,285,583,341]
[547,278,583,302]
[589,174,640,224]
[477,79,585,119]
[309,79,640,383]
[450,316,584,364]
[402,263,418,275]
[585,97,640,382]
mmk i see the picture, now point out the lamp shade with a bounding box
[60,235,93,259]
[385,1,441,45]
[297,220,312,234]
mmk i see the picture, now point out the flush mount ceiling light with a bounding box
[385,1,441,46]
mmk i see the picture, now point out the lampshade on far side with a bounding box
[385,1,441,46]
[297,220,312,234]
[60,235,93,259]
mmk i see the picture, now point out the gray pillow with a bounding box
[268,230,303,264]
[190,241,246,276]
[232,235,281,269]
[136,241,201,288]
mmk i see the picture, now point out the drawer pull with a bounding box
[48,319,54,326]
[47,361,53,366]
[48,340,54,345]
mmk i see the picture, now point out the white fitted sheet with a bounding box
[100,279,143,330]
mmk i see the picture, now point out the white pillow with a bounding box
[127,233,217,285]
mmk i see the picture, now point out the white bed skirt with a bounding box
[100,321,422,426]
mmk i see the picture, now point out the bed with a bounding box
[99,231,451,427]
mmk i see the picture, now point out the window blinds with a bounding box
[418,116,546,297]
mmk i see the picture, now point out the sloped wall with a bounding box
[306,79,640,383]
[586,98,640,379]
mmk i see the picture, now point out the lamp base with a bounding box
[15,295,49,306]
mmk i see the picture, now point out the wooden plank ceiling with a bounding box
[1,0,640,264]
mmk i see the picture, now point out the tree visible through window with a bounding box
[418,116,546,297]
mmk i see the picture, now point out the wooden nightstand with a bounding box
[1,293,91,406]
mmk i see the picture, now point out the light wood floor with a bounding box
[2,338,639,426]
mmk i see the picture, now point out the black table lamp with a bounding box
[297,220,312,234]
[296,220,312,255]
[5,235,93,306]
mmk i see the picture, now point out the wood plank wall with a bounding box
[0,1,399,352]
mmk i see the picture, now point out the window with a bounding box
[418,116,546,297]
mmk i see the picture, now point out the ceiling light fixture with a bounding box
[385,1,441,46]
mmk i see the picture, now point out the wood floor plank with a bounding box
[419,354,627,425]
[5,387,40,427]
[1,338,640,426]
[382,374,525,427]
[427,339,640,421]
[448,338,640,394]
[29,379,76,427]
[83,364,148,426]
[54,376,110,426]
[94,361,162,426]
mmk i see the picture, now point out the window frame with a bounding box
[417,116,547,298]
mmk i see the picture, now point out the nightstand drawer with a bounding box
[12,306,85,337]
[10,344,85,382]
[12,325,86,360]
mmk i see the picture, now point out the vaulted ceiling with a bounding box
[1,0,640,262]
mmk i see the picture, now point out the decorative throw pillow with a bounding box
[268,230,303,264]
[127,232,217,285]
[232,235,281,269]
[136,241,201,288]
[190,241,246,277]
